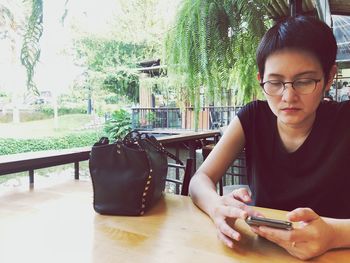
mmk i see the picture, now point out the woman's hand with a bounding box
[210,188,260,248]
[251,208,336,260]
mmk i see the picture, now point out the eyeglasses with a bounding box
[260,78,321,96]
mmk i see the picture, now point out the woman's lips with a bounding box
[281,107,301,113]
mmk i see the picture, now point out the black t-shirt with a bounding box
[237,100,350,218]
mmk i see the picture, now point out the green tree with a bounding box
[71,0,179,106]
[73,38,155,103]
[103,68,140,103]
[110,0,180,53]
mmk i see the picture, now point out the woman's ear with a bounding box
[325,64,337,91]
[257,72,261,82]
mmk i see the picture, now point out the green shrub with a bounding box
[0,113,12,123]
[36,105,87,117]
[104,109,132,140]
[0,131,102,155]
[0,107,88,123]
[104,95,119,104]
[0,111,51,123]
[21,111,50,122]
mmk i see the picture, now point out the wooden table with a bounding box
[0,180,348,263]
[145,129,220,171]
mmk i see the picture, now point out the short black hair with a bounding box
[256,15,337,82]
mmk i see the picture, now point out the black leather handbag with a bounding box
[89,131,181,216]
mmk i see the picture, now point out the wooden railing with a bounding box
[0,147,91,185]
[0,131,220,191]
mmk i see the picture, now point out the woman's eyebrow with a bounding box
[266,71,319,79]
[266,73,284,78]
[294,70,319,77]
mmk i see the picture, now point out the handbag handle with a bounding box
[145,136,183,165]
[123,130,183,165]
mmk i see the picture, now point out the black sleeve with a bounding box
[237,100,260,141]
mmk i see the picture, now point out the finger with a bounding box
[256,225,294,242]
[251,210,265,217]
[254,227,310,258]
[231,188,252,203]
[261,236,308,260]
[256,225,306,244]
[217,230,234,248]
[287,208,319,223]
[254,226,295,250]
[216,219,241,241]
[222,197,257,217]
[250,226,259,234]
[218,205,248,220]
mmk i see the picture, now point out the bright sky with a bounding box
[64,0,123,35]
[0,0,180,97]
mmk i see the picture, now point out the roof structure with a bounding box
[333,15,350,64]
[265,0,350,19]
[137,59,165,77]
[266,0,350,65]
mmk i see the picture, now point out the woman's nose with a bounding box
[281,84,298,101]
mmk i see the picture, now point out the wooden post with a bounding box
[139,73,153,107]
[74,162,79,180]
[29,170,34,186]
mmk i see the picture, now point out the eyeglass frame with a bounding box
[259,78,322,96]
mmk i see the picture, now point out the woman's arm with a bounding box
[189,116,246,214]
[326,217,350,249]
[189,117,259,247]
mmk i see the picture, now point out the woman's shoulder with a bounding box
[319,100,350,116]
[237,100,274,131]
[317,100,350,131]
[244,99,268,108]
[238,100,271,117]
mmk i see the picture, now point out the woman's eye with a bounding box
[269,81,282,87]
[295,79,313,87]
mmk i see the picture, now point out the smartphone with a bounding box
[245,216,293,230]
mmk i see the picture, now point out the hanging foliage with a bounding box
[0,3,18,55]
[165,0,272,129]
[0,4,15,28]
[20,0,43,95]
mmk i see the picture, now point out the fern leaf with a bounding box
[20,0,43,95]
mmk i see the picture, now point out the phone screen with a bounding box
[245,216,293,230]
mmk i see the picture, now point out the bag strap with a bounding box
[123,130,142,142]
[93,137,109,146]
[123,130,183,165]
[145,136,183,165]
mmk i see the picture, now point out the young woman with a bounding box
[189,15,350,260]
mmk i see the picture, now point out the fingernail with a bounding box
[250,227,258,234]
[244,195,250,201]
[258,226,266,233]
[232,233,240,240]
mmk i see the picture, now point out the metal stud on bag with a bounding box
[140,153,153,215]
[118,130,181,216]
[91,130,177,216]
